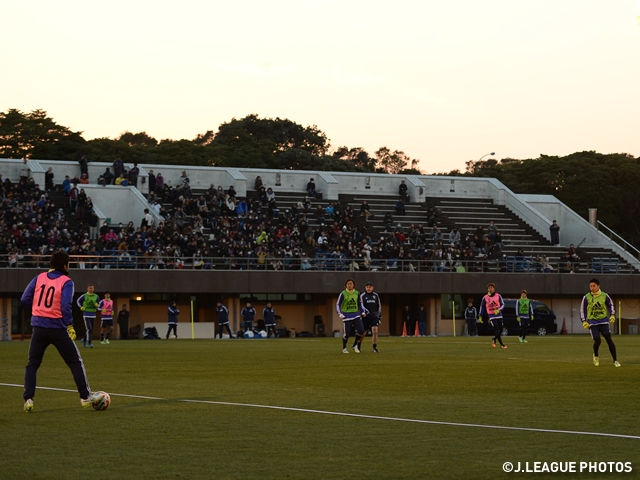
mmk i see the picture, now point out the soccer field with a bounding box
[2,336,639,479]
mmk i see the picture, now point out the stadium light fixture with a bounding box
[478,152,496,161]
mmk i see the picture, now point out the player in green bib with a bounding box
[336,279,365,354]
[515,290,534,343]
[580,278,620,367]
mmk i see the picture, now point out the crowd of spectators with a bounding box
[0,161,605,273]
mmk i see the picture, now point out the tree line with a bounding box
[0,109,420,175]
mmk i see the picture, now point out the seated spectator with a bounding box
[449,227,461,247]
[266,187,276,202]
[306,178,317,198]
[325,204,334,219]
[567,243,580,261]
[236,199,249,217]
[227,185,237,199]
[395,199,406,215]
[115,174,129,186]
[254,176,263,190]
[79,173,90,185]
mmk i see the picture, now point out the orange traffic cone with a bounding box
[414,322,420,337]
[560,318,568,335]
[401,322,408,337]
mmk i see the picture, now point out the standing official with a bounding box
[21,250,99,412]
[356,282,382,353]
[263,302,279,338]
[166,301,180,339]
[581,278,620,367]
[464,301,478,337]
[216,301,235,339]
[241,302,256,335]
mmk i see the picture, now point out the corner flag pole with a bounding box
[618,300,621,336]
[191,299,195,339]
[452,300,456,337]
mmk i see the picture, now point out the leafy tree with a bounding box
[332,146,376,171]
[0,109,85,160]
[375,147,417,174]
[117,131,158,147]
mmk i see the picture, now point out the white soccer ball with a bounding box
[92,391,111,411]
[244,330,254,338]
[169,335,176,339]
[258,330,267,338]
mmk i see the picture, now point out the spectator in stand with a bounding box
[567,243,580,261]
[449,227,461,247]
[112,156,124,181]
[101,167,114,186]
[395,198,406,215]
[487,221,498,243]
[62,175,71,195]
[20,158,30,182]
[227,185,237,199]
[45,168,54,191]
[128,163,140,188]
[254,176,263,191]
[550,220,560,246]
[155,172,164,193]
[148,169,156,193]
[266,188,276,202]
[399,180,409,202]
[78,154,89,177]
[79,173,89,185]
[306,178,317,198]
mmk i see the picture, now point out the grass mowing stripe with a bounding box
[4,382,639,441]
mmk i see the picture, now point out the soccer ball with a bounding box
[258,330,267,338]
[92,391,111,411]
[169,334,177,339]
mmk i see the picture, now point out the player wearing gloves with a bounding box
[356,282,382,353]
[580,278,620,367]
[77,284,99,348]
[21,250,99,412]
[336,279,365,353]
[479,282,507,349]
[516,290,534,343]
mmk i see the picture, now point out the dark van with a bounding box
[477,299,557,336]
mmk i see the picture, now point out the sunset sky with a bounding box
[3,0,639,173]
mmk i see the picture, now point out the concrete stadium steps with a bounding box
[152,187,631,273]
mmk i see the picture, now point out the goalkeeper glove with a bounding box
[80,306,86,311]
[610,315,616,324]
[517,317,521,324]
[477,316,483,324]
[67,325,76,340]
[582,321,590,330]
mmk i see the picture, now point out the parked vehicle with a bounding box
[476,299,557,336]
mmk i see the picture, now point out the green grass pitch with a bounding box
[1,335,639,479]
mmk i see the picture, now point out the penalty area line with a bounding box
[2,383,639,440]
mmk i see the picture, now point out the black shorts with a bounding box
[590,323,611,339]
[363,315,380,330]
[343,317,364,336]
[101,320,114,328]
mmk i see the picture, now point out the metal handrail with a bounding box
[0,253,635,273]
[597,221,640,258]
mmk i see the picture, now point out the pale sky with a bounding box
[3,1,639,173]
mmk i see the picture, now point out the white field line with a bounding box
[3,382,640,440]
